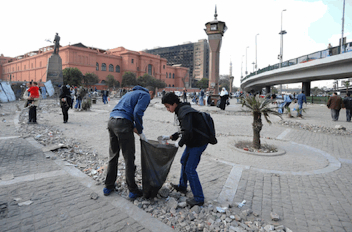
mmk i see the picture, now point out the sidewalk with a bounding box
[1,97,352,231]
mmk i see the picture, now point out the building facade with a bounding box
[1,43,189,88]
[144,39,209,85]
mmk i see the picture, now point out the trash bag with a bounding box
[140,140,178,199]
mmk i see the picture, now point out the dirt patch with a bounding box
[235,140,278,153]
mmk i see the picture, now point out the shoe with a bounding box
[186,198,204,207]
[32,122,37,124]
[170,183,187,194]
[63,121,67,123]
[128,189,143,200]
[103,188,113,196]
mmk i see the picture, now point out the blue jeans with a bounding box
[179,144,208,203]
[331,109,340,121]
[296,102,303,116]
[74,99,82,109]
[103,95,108,104]
[346,109,351,122]
[199,96,204,106]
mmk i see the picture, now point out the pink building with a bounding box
[1,43,189,88]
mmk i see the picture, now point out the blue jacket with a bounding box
[284,95,292,103]
[297,93,307,104]
[110,86,150,134]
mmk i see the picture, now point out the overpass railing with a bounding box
[241,42,352,83]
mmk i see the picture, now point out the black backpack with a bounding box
[194,112,217,145]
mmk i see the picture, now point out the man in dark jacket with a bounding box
[59,85,72,123]
[327,92,344,121]
[162,92,210,207]
[343,93,352,122]
[104,85,155,199]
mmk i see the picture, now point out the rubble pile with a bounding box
[276,120,352,136]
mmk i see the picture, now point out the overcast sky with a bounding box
[1,0,351,88]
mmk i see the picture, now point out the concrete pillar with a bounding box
[302,81,311,96]
[265,86,271,95]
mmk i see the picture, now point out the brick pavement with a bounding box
[1,98,352,231]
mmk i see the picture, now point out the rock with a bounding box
[158,187,169,198]
[335,125,346,130]
[90,192,98,200]
[166,197,178,210]
[190,205,200,214]
[178,202,187,208]
[270,212,280,221]
[264,224,275,231]
[234,214,241,221]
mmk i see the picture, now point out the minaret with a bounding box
[229,59,234,93]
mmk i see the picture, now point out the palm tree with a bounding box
[241,95,282,149]
[344,80,350,94]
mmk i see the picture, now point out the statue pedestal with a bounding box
[46,53,63,86]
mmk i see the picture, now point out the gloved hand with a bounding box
[174,141,179,148]
[161,135,170,140]
[139,133,147,141]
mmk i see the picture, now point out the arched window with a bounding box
[166,72,168,78]
[116,65,120,73]
[101,80,106,84]
[109,64,114,72]
[169,84,171,87]
[172,85,175,87]
[102,63,106,71]
[173,73,175,79]
[148,64,152,75]
[96,63,99,71]
[169,73,171,79]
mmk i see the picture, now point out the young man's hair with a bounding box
[145,86,155,94]
[162,92,181,105]
[347,93,351,97]
[33,82,38,85]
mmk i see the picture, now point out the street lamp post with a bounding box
[245,46,249,75]
[341,0,346,54]
[252,62,255,72]
[241,55,244,79]
[255,33,259,74]
[279,9,287,94]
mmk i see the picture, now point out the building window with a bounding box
[101,80,106,84]
[148,64,152,75]
[96,62,99,71]
[109,64,114,72]
[173,73,175,79]
[169,73,171,79]
[116,65,120,72]
[131,59,134,64]
[172,85,174,87]
[166,72,168,78]
[102,63,106,71]
[40,62,42,67]
[31,63,33,69]
[163,65,165,69]
[169,84,171,87]
[24,65,26,70]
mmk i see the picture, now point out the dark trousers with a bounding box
[29,106,37,122]
[179,144,208,203]
[331,109,340,121]
[346,109,351,122]
[61,107,69,122]
[105,118,138,193]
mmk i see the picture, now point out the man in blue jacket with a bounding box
[103,85,155,199]
[296,91,307,117]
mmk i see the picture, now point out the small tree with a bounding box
[121,71,137,87]
[137,73,166,89]
[83,72,99,87]
[106,74,120,88]
[241,95,282,149]
[63,67,83,86]
[344,80,350,93]
[197,78,209,89]
[219,78,230,91]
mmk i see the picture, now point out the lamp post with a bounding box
[252,62,255,72]
[255,33,259,74]
[279,9,287,94]
[245,46,249,75]
[241,55,244,79]
[341,0,345,54]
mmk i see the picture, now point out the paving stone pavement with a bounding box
[1,97,352,231]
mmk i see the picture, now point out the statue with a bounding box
[53,33,60,54]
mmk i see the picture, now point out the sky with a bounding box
[1,0,351,89]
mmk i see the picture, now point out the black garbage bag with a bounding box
[140,140,178,199]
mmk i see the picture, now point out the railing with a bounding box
[241,42,352,83]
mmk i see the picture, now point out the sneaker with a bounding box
[128,189,143,200]
[170,183,187,194]
[186,198,204,207]
[103,188,113,196]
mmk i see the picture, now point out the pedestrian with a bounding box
[161,89,166,98]
[74,87,82,111]
[283,93,292,113]
[59,85,72,123]
[70,87,75,108]
[295,91,307,117]
[327,92,344,121]
[219,87,229,110]
[161,92,211,207]
[199,89,204,106]
[103,88,109,104]
[23,82,40,124]
[343,93,352,122]
[103,85,155,199]
[182,88,187,103]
